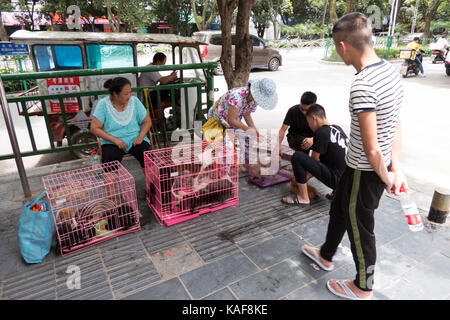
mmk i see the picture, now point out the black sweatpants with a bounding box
[291,150,339,190]
[320,165,386,292]
[101,141,150,168]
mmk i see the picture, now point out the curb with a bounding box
[0,156,139,184]
[0,159,94,183]
[0,158,90,184]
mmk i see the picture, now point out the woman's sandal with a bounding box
[281,195,310,207]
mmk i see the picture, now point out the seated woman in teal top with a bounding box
[91,77,152,169]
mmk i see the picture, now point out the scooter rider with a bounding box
[436,33,449,57]
[406,37,425,77]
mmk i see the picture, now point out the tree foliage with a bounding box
[268,0,293,40]
[0,0,13,41]
[190,0,217,31]
[150,0,193,35]
[252,0,271,38]
[420,0,445,38]
[103,0,153,32]
[39,0,105,31]
[39,0,152,32]
[3,0,446,41]
[13,0,39,31]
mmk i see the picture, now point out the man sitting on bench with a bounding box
[138,52,181,127]
[281,104,349,207]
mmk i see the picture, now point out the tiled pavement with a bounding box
[0,158,449,300]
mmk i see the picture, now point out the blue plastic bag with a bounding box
[18,190,56,264]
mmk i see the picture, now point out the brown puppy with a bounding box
[290,174,318,200]
[248,153,282,182]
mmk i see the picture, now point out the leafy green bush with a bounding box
[323,48,342,62]
[1,67,37,93]
[323,46,428,62]
[374,47,401,60]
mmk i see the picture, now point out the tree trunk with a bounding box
[329,0,338,24]
[268,0,280,41]
[217,0,238,89]
[272,19,278,41]
[106,0,120,32]
[217,0,255,89]
[30,0,36,31]
[256,24,265,38]
[345,0,355,14]
[423,0,443,39]
[190,0,203,30]
[191,0,217,31]
[233,0,256,87]
[0,11,8,41]
[205,1,218,29]
[321,0,328,39]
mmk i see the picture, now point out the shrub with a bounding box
[1,67,37,94]
[323,46,421,62]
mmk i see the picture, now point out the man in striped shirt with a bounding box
[301,13,408,300]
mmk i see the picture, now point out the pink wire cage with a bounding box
[42,161,140,256]
[144,141,239,226]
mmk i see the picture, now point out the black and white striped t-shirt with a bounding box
[346,59,403,171]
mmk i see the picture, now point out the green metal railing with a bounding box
[0,62,218,161]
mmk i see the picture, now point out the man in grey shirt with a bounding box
[139,52,178,88]
[139,52,181,128]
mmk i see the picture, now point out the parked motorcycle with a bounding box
[400,49,424,78]
[431,48,449,64]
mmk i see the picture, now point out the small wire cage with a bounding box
[144,141,239,226]
[42,161,140,256]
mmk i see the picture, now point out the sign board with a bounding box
[46,77,81,113]
[0,42,29,55]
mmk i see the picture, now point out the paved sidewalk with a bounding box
[0,158,449,300]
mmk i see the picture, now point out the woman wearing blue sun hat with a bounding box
[206,78,278,172]
[208,78,278,136]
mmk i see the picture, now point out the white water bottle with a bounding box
[90,149,100,166]
[399,186,424,232]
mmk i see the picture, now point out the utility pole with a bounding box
[0,77,31,199]
[388,0,400,37]
[392,0,400,36]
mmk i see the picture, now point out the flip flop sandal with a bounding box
[281,195,310,207]
[326,279,372,301]
[301,245,334,271]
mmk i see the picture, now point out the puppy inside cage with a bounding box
[145,141,239,225]
[43,161,139,254]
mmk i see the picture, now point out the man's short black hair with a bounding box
[300,91,317,106]
[414,37,420,41]
[332,12,373,51]
[306,103,327,119]
[153,52,167,63]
